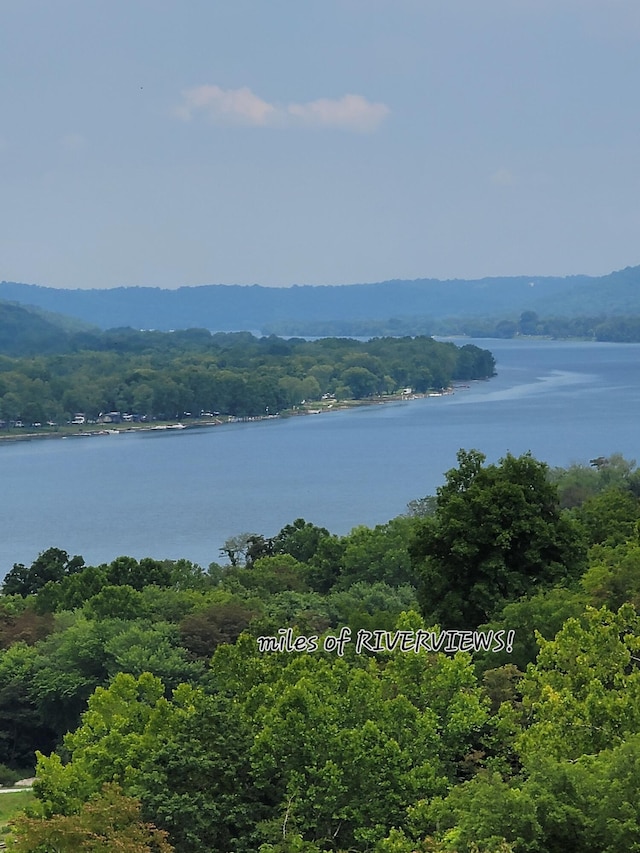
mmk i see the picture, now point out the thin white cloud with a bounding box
[176,85,277,126]
[287,94,390,132]
[176,85,389,132]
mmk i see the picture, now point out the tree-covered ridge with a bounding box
[3,265,640,331]
[1,452,640,851]
[0,301,97,358]
[0,331,495,425]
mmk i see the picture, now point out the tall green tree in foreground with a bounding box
[411,450,586,627]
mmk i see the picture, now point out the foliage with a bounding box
[2,549,85,597]
[33,673,187,815]
[136,692,262,853]
[571,485,640,546]
[409,735,640,853]
[179,600,258,659]
[550,453,640,509]
[8,782,173,852]
[516,604,640,764]
[474,587,587,672]
[411,450,586,628]
[581,538,640,610]
[0,762,22,787]
[0,331,495,424]
[0,642,57,768]
[335,516,418,589]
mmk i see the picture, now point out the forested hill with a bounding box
[2,265,640,332]
[0,300,97,356]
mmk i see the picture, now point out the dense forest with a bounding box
[1,451,639,851]
[0,328,495,426]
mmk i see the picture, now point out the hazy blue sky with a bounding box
[2,0,640,289]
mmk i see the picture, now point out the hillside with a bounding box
[0,301,96,356]
[2,266,639,333]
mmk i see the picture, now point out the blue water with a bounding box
[1,339,639,573]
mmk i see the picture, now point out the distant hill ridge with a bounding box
[0,301,98,356]
[1,266,639,332]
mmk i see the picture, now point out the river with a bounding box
[1,338,639,574]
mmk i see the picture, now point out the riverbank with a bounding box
[0,387,465,445]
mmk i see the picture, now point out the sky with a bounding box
[2,0,640,290]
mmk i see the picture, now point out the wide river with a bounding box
[1,338,639,575]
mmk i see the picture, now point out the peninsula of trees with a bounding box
[0,328,495,427]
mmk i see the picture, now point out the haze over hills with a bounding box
[0,301,99,356]
[1,266,639,333]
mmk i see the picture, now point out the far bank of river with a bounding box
[0,389,452,445]
[1,338,639,574]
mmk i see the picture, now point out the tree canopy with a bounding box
[410,450,586,628]
[0,330,495,425]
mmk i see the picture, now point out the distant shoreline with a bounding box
[0,387,470,446]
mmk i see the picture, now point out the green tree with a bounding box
[271,519,333,565]
[339,366,380,398]
[208,628,489,850]
[572,485,640,546]
[410,450,586,628]
[551,454,640,509]
[105,556,172,591]
[516,604,640,764]
[474,586,587,672]
[518,311,539,336]
[84,585,147,621]
[231,555,309,595]
[137,692,263,853]
[102,621,203,689]
[2,548,85,597]
[581,538,640,610]
[33,673,187,815]
[417,771,541,853]
[36,565,109,613]
[29,617,113,739]
[247,653,446,849]
[336,516,418,588]
[409,735,640,853]
[0,642,57,769]
[325,582,419,636]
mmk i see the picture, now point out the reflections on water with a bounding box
[450,368,597,404]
